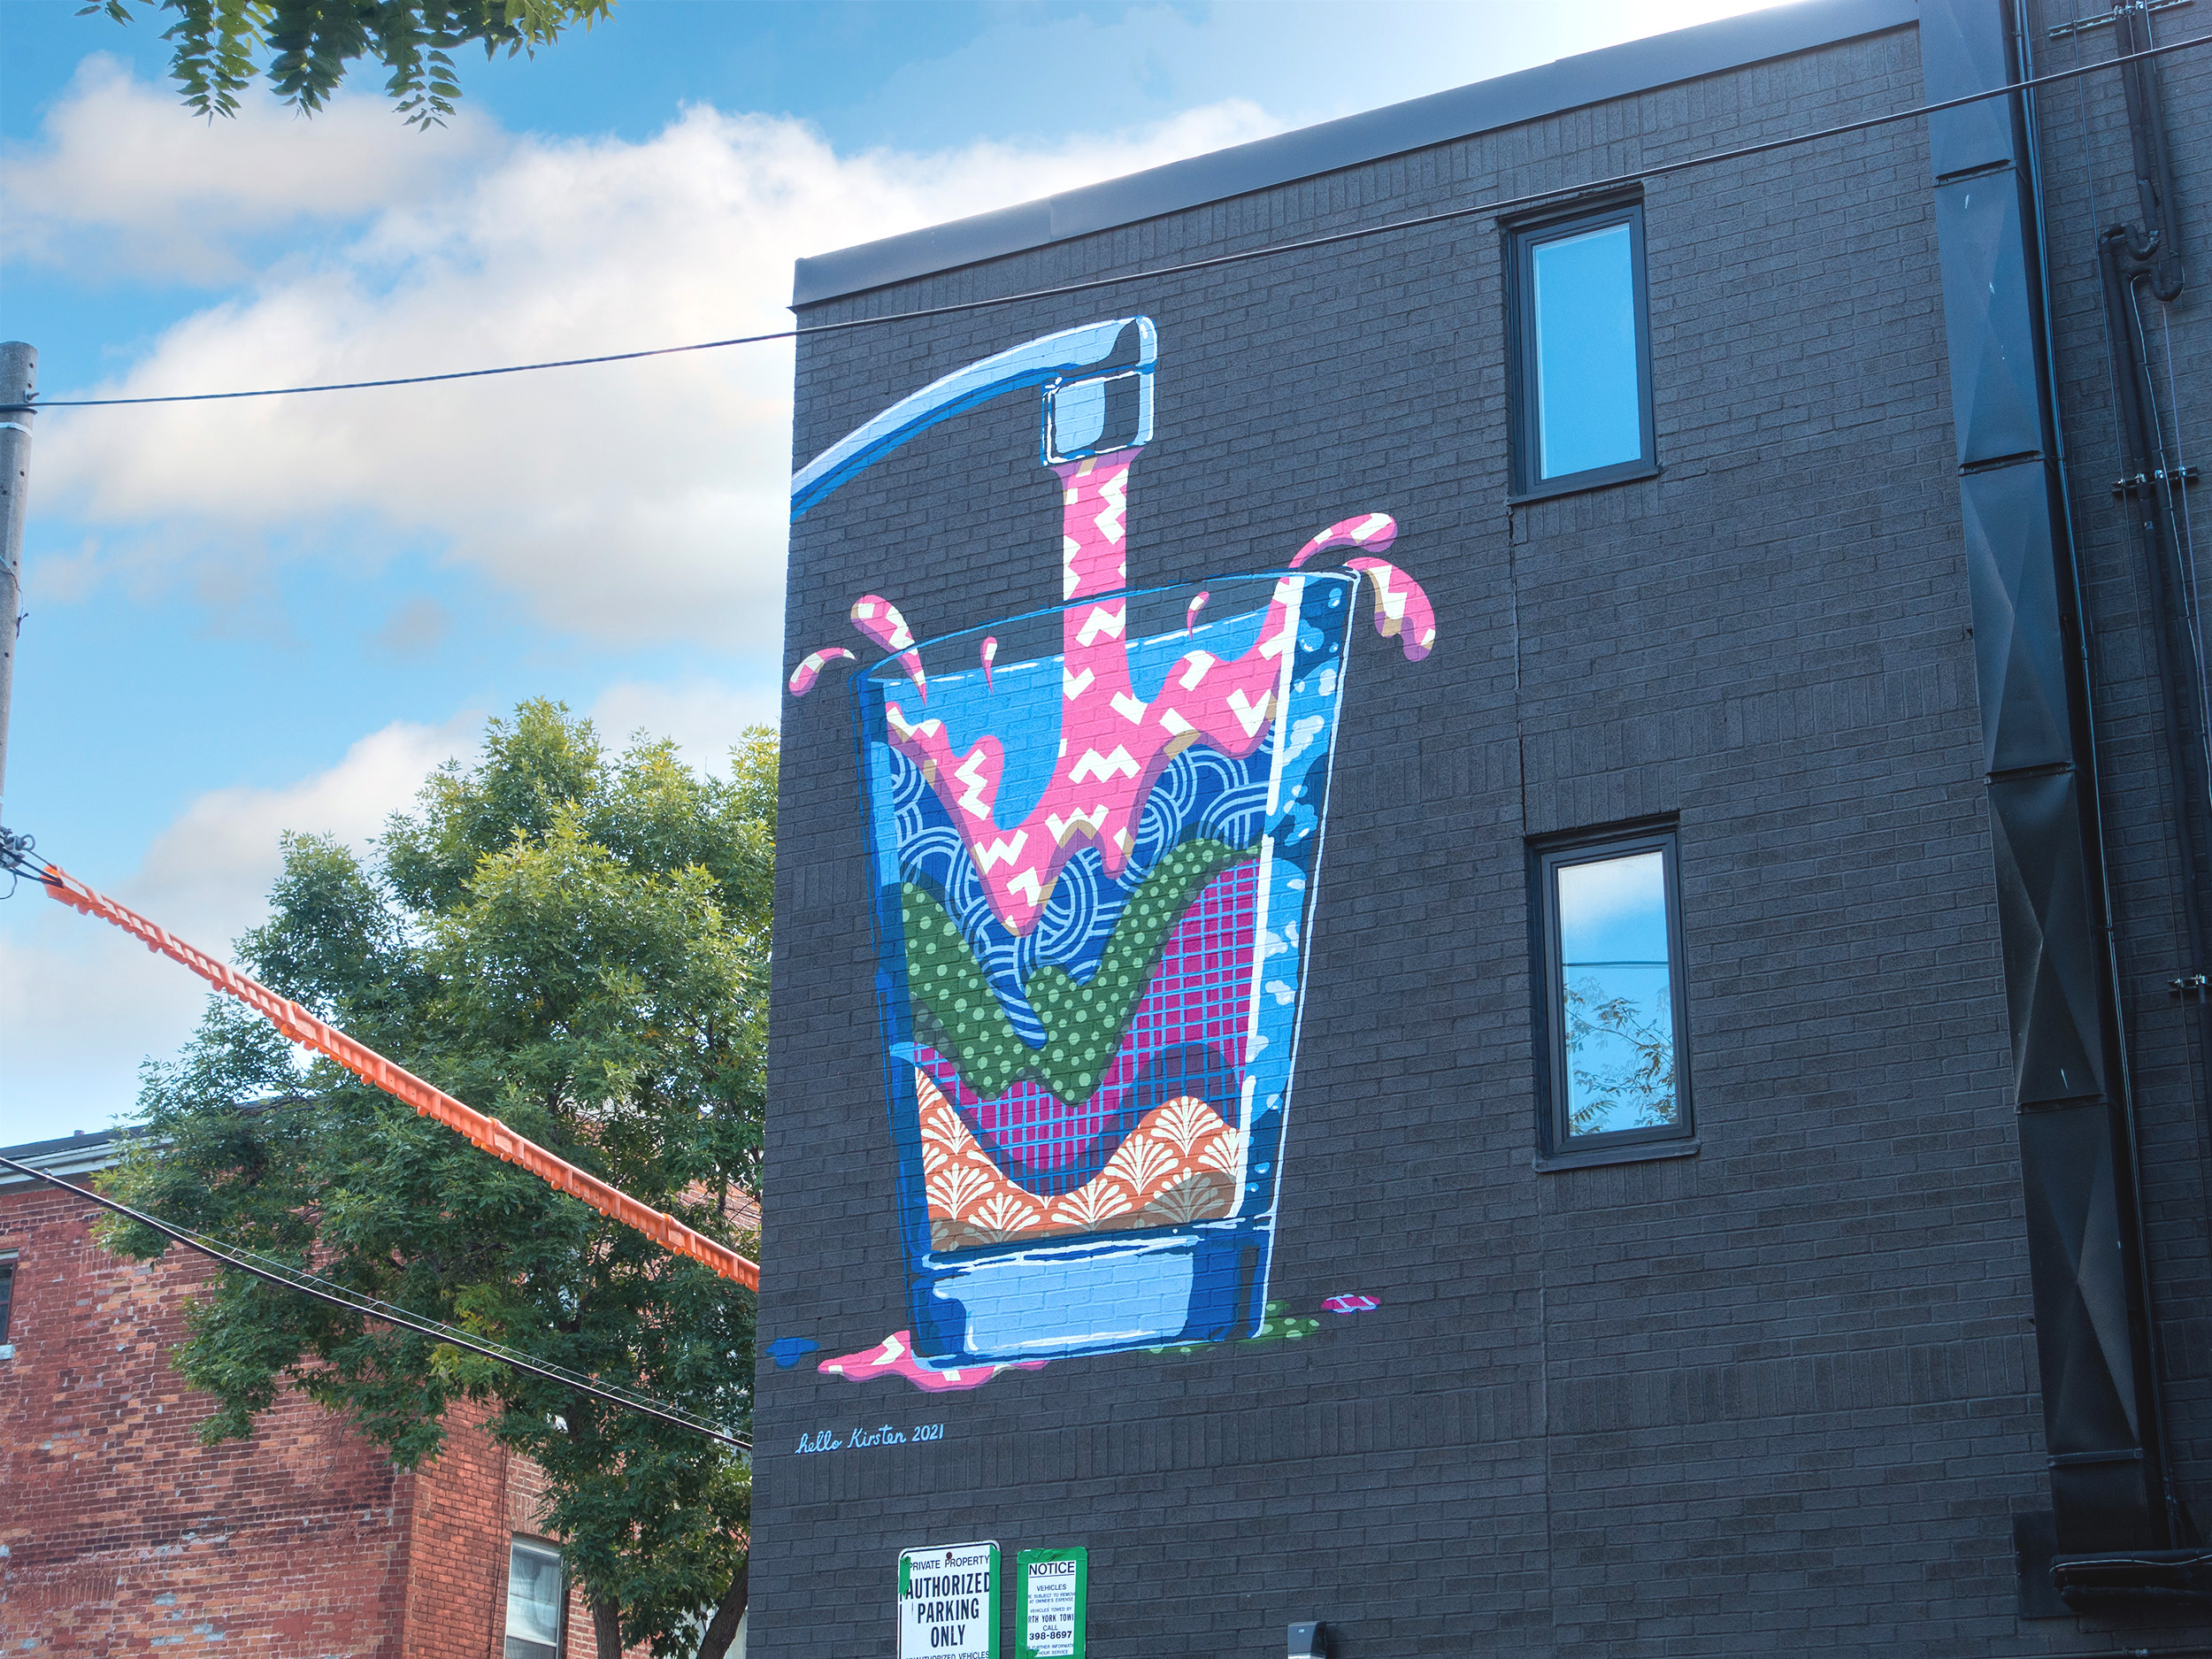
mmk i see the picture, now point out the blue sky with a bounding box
[0,0,1776,1143]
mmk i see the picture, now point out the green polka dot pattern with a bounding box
[902,837,1255,1105]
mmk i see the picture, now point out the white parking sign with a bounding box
[898,1540,1000,1659]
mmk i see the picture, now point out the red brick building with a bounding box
[0,1131,657,1655]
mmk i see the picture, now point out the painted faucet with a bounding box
[789,318,1437,934]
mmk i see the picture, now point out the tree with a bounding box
[80,0,614,127]
[105,701,771,1657]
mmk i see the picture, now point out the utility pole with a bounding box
[0,342,35,854]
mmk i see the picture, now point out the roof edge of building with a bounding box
[0,1126,141,1187]
[790,0,1918,309]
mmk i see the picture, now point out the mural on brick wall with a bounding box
[785,319,1430,1390]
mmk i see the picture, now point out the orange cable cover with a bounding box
[41,864,759,1291]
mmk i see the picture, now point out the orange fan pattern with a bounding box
[916,1071,1243,1252]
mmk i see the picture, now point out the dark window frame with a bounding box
[0,1254,15,1352]
[1504,196,1660,502]
[1529,821,1694,1164]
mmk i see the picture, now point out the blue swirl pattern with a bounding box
[890,741,1273,1043]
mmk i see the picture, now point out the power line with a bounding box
[0,1151,752,1454]
[0,332,797,411]
[5,29,2208,417]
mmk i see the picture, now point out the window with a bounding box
[505,1539,565,1659]
[1507,200,1656,498]
[1532,827,1692,1157]
[0,1256,14,1356]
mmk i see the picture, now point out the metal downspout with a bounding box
[2041,4,2212,1602]
[2015,12,2177,1563]
[2097,227,2212,1002]
[2112,0,2187,299]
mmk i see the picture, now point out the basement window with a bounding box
[1532,826,1694,1164]
[1507,199,1658,499]
[505,1538,565,1659]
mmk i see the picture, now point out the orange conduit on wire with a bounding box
[37,862,760,1292]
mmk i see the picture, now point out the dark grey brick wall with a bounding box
[756,10,2212,1655]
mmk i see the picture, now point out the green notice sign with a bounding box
[1015,1548,1087,1659]
[898,1540,1000,1659]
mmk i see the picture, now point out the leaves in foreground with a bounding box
[80,0,615,127]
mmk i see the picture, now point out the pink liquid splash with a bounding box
[818,1329,1049,1393]
[792,465,1435,937]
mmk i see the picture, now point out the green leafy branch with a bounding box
[79,0,615,127]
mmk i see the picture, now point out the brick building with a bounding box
[757,1,2212,1655]
[0,1131,635,1655]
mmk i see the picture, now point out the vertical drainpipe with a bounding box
[1919,0,2172,1556]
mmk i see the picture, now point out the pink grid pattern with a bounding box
[913,861,1258,1196]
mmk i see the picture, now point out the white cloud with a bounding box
[131,715,478,941]
[2,55,504,281]
[588,678,781,775]
[0,716,472,1139]
[27,73,1285,661]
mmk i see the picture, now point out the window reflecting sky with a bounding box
[1555,849,1677,1135]
[1532,223,1642,479]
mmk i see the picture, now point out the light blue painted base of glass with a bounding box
[910,1218,1272,1365]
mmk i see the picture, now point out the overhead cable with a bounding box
[0,1152,751,1452]
[4,30,2208,416]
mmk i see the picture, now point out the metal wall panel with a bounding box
[1919,0,2020,176]
[2018,1101,2158,1550]
[1988,771,2108,1104]
[1964,461,2074,773]
[1935,177,2048,465]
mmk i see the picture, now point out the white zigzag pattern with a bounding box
[1076,605,1126,646]
[953,750,993,816]
[1070,747,1138,783]
[1046,807,1109,842]
[973,831,1029,871]
[1093,472,1128,544]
